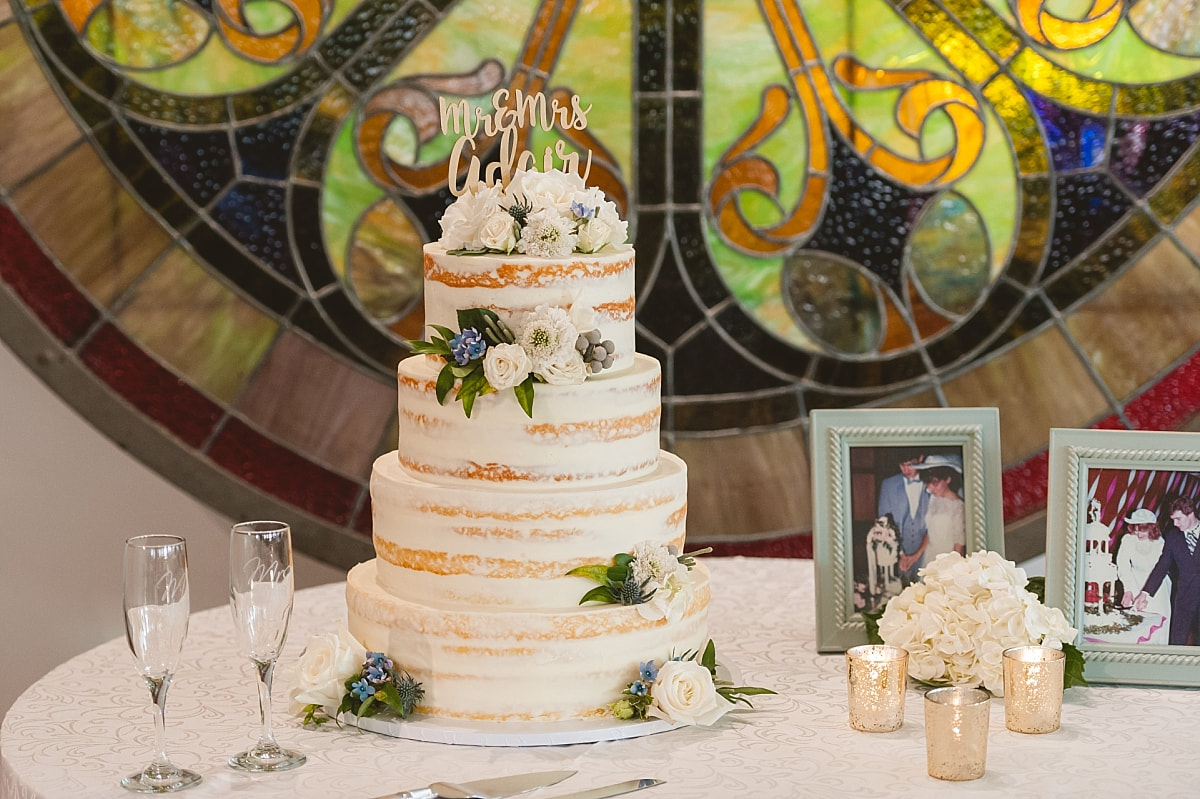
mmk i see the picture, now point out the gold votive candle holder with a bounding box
[924,687,990,781]
[845,644,907,732]
[1003,645,1065,734]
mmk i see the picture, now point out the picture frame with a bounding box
[1046,427,1200,686]
[811,407,1005,652]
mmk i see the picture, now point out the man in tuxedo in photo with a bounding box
[1135,495,1200,646]
[876,452,930,586]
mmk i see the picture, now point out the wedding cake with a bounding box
[345,165,710,722]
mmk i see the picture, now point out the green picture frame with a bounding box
[1046,428,1200,686]
[811,407,1005,652]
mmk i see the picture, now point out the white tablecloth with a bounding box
[3,558,1198,798]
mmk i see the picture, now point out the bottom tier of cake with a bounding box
[346,559,711,722]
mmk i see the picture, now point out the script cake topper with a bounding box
[440,88,593,195]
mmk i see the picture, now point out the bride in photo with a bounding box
[917,454,965,559]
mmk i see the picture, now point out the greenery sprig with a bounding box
[300,652,424,727]
[569,545,712,607]
[408,308,537,418]
[611,640,777,721]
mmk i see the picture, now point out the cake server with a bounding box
[541,778,664,799]
[373,770,576,799]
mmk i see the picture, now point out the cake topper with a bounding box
[440,88,593,196]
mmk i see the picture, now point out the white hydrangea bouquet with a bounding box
[863,551,1086,694]
[439,167,628,257]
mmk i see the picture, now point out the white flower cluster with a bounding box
[438,168,628,257]
[483,303,596,390]
[877,551,1077,695]
[646,660,730,726]
[630,541,695,623]
[288,623,366,717]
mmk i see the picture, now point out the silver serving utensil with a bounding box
[542,778,664,799]
[373,769,576,799]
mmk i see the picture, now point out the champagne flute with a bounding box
[228,521,306,772]
[122,535,202,793]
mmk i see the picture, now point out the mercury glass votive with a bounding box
[845,644,908,732]
[1003,645,1065,734]
[924,687,990,781]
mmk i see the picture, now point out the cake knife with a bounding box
[540,778,664,799]
[373,769,576,799]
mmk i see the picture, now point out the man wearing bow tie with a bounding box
[1135,495,1200,646]
[877,452,930,586]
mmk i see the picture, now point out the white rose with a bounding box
[538,350,588,385]
[438,183,504,250]
[508,167,586,214]
[482,343,532,391]
[647,659,730,726]
[479,208,518,252]
[596,201,629,246]
[288,623,367,715]
[576,217,614,253]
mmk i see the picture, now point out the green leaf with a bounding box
[613,553,634,569]
[1062,642,1088,688]
[435,362,456,405]
[458,307,502,335]
[1026,575,1046,604]
[606,564,630,583]
[567,564,612,584]
[514,376,536,418]
[862,603,886,645]
[457,369,490,417]
[579,585,618,605]
[700,639,717,673]
[450,363,477,378]
[410,340,452,357]
[429,324,457,342]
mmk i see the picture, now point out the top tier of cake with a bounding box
[422,242,637,375]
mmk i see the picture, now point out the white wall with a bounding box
[0,341,344,718]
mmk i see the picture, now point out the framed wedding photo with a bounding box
[811,407,1005,652]
[1046,428,1200,686]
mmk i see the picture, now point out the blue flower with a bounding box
[367,652,393,671]
[351,679,376,701]
[630,680,648,696]
[639,660,659,682]
[365,665,388,684]
[450,328,487,365]
[571,201,595,220]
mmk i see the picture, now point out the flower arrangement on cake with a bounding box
[568,541,712,622]
[290,624,424,727]
[408,303,615,417]
[862,551,1087,694]
[610,641,776,726]
[439,167,627,257]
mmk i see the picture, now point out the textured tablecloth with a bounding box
[3,557,1199,798]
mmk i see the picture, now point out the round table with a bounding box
[3,558,1198,798]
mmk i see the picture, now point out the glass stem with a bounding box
[147,674,173,769]
[254,658,278,748]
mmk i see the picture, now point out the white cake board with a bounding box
[343,712,683,747]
